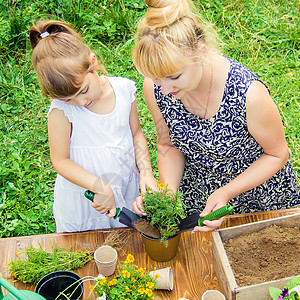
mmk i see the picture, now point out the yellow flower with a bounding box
[146,282,154,289]
[155,179,160,183]
[146,288,153,296]
[153,274,160,279]
[138,287,145,294]
[131,277,136,282]
[15,252,18,257]
[99,278,107,285]
[122,270,131,278]
[138,267,145,273]
[125,286,131,292]
[89,284,94,291]
[125,298,130,300]
[124,254,135,264]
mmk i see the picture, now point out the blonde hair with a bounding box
[132,0,218,79]
[29,20,107,99]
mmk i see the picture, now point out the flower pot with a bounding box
[149,267,174,290]
[141,233,181,262]
[201,290,226,300]
[94,245,118,276]
[35,271,84,300]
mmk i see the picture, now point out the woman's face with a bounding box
[152,62,203,99]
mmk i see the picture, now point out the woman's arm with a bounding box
[194,80,289,232]
[144,77,186,192]
[129,94,157,194]
[48,108,116,217]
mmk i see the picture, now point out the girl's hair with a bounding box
[132,0,219,79]
[29,20,107,99]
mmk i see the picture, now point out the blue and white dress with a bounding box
[154,57,300,216]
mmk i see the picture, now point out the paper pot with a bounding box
[202,290,226,300]
[94,246,118,276]
[149,267,174,291]
[141,233,181,262]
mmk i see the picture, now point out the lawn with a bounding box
[0,0,299,237]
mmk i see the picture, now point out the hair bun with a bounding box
[144,0,191,28]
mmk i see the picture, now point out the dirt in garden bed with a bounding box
[223,225,300,286]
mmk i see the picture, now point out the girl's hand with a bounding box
[192,188,229,233]
[91,178,116,218]
[139,172,157,195]
[132,195,146,216]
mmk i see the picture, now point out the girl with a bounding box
[132,0,300,231]
[29,20,156,232]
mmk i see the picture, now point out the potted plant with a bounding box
[269,276,300,300]
[134,180,186,261]
[89,254,158,300]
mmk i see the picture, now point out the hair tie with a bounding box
[40,31,50,39]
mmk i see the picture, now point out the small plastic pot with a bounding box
[35,271,84,300]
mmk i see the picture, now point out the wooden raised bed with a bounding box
[211,213,300,300]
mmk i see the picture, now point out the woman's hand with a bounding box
[192,188,229,232]
[91,178,116,218]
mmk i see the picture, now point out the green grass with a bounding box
[0,0,299,237]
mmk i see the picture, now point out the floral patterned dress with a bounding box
[154,57,300,216]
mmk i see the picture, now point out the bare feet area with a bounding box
[223,225,300,286]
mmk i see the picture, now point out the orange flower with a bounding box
[158,183,165,189]
[146,288,153,296]
[124,254,134,264]
[108,278,117,286]
[122,270,131,278]
[15,252,18,257]
[131,277,136,282]
[89,284,94,291]
[153,274,160,279]
[99,278,107,285]
[146,282,154,289]
[125,286,131,292]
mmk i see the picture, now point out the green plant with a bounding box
[269,276,300,300]
[143,180,186,242]
[4,244,93,284]
[90,254,157,300]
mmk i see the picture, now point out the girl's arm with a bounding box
[194,80,289,232]
[131,78,186,216]
[48,108,116,217]
[129,94,156,194]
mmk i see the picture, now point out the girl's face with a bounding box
[152,62,203,99]
[63,70,102,108]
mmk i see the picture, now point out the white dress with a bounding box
[47,76,140,232]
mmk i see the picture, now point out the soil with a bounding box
[223,225,300,286]
[133,218,161,239]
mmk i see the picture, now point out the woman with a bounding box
[131,0,299,232]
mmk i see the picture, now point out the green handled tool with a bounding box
[198,205,234,227]
[84,190,121,219]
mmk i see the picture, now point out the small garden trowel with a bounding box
[84,190,162,237]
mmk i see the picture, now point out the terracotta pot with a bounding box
[94,246,118,276]
[141,233,181,262]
